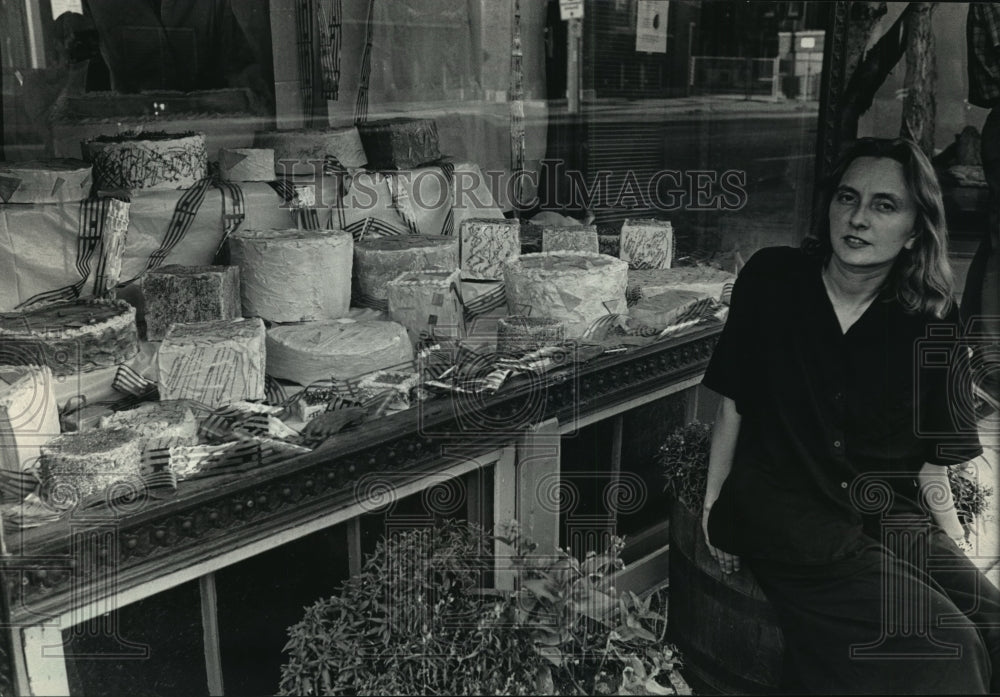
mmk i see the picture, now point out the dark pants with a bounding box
[747,525,1000,694]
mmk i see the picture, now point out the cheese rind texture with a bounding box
[83,133,208,191]
[219,148,275,182]
[619,219,674,270]
[157,317,266,407]
[230,229,353,322]
[357,118,441,170]
[253,127,367,170]
[627,267,735,303]
[0,365,59,471]
[0,159,93,204]
[541,225,599,254]
[39,427,144,503]
[141,265,241,340]
[460,218,521,281]
[0,299,138,375]
[353,235,458,303]
[99,400,198,446]
[496,316,565,355]
[387,269,464,343]
[628,289,711,329]
[503,252,628,338]
[266,319,413,386]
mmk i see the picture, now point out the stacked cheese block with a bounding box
[141,265,241,340]
[353,236,458,310]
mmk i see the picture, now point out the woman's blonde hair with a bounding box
[803,137,955,318]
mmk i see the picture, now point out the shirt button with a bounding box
[833,440,842,448]
[834,392,843,401]
[841,481,848,489]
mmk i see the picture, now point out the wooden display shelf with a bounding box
[0,324,721,695]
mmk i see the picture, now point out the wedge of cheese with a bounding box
[357,118,441,170]
[628,288,711,330]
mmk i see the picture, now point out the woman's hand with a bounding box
[702,504,741,574]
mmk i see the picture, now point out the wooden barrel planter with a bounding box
[667,500,785,694]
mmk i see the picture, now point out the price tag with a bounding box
[560,0,584,21]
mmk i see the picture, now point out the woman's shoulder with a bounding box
[739,246,812,280]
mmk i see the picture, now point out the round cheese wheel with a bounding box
[353,235,458,305]
[230,229,353,322]
[40,427,144,504]
[253,127,367,171]
[0,159,93,204]
[266,319,413,386]
[0,299,138,375]
[83,132,208,191]
[503,252,628,338]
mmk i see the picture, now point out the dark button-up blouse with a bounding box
[702,247,983,564]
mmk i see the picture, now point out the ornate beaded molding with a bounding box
[2,327,720,622]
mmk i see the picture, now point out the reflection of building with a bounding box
[779,30,824,100]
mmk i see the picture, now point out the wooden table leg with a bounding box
[494,446,517,591]
[199,574,224,696]
[517,418,561,555]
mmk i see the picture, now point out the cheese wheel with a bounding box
[0,299,138,375]
[0,159,93,204]
[541,225,599,254]
[628,289,711,329]
[627,267,736,304]
[266,319,413,386]
[357,118,441,170]
[83,132,208,191]
[40,427,144,504]
[219,148,275,182]
[387,269,464,343]
[459,218,521,281]
[230,229,353,322]
[0,365,59,471]
[353,235,458,306]
[157,317,266,407]
[620,219,674,270]
[253,127,367,170]
[503,252,628,338]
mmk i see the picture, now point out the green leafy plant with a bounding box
[658,421,712,513]
[278,519,685,696]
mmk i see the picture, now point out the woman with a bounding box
[701,138,999,694]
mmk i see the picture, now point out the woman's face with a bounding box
[828,156,918,269]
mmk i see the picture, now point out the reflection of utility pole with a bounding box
[687,21,695,97]
[567,17,582,113]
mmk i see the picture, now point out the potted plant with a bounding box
[278,519,690,696]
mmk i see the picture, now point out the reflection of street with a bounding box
[567,97,819,269]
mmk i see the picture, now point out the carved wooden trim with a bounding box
[1,327,721,623]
